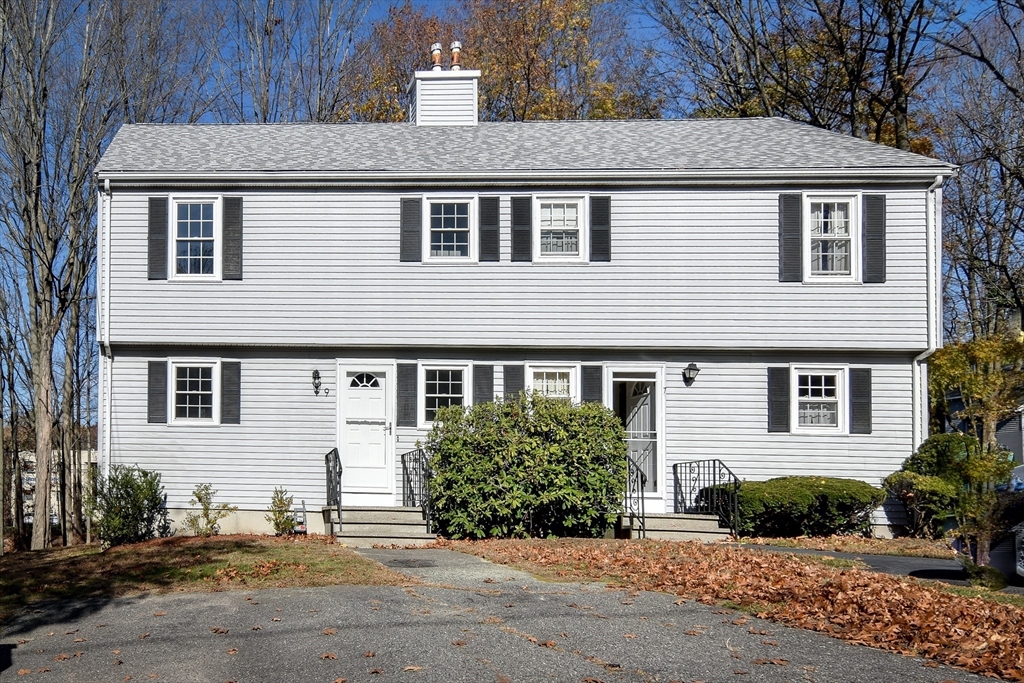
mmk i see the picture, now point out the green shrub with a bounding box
[265,486,297,535]
[960,556,1009,590]
[426,393,628,539]
[883,470,958,538]
[736,476,885,537]
[182,483,238,538]
[87,465,170,549]
[903,432,981,483]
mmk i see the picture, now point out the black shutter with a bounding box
[778,193,802,282]
[400,198,422,262]
[767,367,790,433]
[148,360,167,424]
[581,365,603,402]
[221,361,241,424]
[862,194,886,283]
[850,368,872,434]
[479,197,500,262]
[397,363,418,426]
[511,196,532,262]
[590,196,611,262]
[503,364,525,399]
[473,364,494,404]
[222,197,243,280]
[148,197,168,280]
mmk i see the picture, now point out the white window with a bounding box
[171,196,222,279]
[423,196,476,262]
[791,366,846,433]
[527,364,579,401]
[170,360,220,424]
[420,363,472,424]
[534,196,587,262]
[804,195,859,281]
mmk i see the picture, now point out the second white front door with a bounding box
[339,366,393,494]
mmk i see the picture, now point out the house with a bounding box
[94,45,955,540]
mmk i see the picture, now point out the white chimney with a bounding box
[407,42,479,126]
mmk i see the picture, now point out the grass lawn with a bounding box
[742,534,955,559]
[438,538,1024,681]
[0,534,406,625]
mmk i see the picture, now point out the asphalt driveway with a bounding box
[0,548,990,682]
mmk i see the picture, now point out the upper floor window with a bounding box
[423,197,476,262]
[533,196,587,262]
[803,195,859,282]
[170,196,222,279]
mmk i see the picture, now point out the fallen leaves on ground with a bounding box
[322,627,337,635]
[436,538,1024,681]
[320,652,337,660]
[745,535,953,559]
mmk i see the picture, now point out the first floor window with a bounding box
[175,201,215,275]
[425,368,464,421]
[175,365,214,419]
[429,202,470,258]
[529,365,578,401]
[796,372,840,428]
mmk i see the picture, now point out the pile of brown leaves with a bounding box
[440,539,1024,681]
[745,535,954,559]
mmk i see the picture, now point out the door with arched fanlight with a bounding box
[611,371,658,493]
[338,364,394,498]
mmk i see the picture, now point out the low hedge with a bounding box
[426,393,628,539]
[736,476,886,537]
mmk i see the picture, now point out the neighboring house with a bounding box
[95,51,955,536]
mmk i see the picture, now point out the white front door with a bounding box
[339,366,393,494]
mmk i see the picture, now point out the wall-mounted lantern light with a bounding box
[312,370,322,396]
[682,362,701,386]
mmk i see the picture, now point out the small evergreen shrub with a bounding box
[426,394,628,539]
[736,476,885,537]
[959,556,1009,590]
[883,470,958,538]
[265,487,297,535]
[88,465,170,549]
[903,432,981,484]
[182,483,238,538]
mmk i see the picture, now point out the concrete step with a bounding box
[334,535,436,548]
[643,513,727,533]
[639,528,731,542]
[340,506,428,525]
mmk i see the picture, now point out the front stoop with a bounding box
[322,506,435,547]
[627,512,732,542]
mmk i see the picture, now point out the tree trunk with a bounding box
[29,332,54,551]
[976,530,992,567]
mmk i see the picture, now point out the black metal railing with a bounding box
[401,448,432,533]
[325,447,342,531]
[624,455,647,538]
[673,460,740,536]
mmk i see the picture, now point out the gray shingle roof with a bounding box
[97,117,953,177]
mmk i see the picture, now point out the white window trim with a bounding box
[419,361,473,428]
[525,363,580,402]
[422,195,478,263]
[168,195,223,281]
[790,365,847,434]
[533,194,589,263]
[168,359,221,426]
[604,364,666,499]
[802,193,860,283]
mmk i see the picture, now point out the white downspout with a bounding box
[99,179,113,477]
[912,174,945,449]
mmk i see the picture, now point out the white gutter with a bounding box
[912,174,946,448]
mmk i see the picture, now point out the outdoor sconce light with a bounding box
[682,362,701,386]
[312,370,322,396]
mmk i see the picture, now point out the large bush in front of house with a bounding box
[88,465,171,549]
[426,393,628,539]
[735,476,885,537]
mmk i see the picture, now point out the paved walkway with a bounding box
[1,547,990,682]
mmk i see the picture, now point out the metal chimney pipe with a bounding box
[430,43,443,71]
[450,41,462,71]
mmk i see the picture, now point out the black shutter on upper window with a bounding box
[850,368,872,434]
[767,367,790,433]
[581,365,603,402]
[778,193,802,282]
[473,364,494,404]
[221,361,241,424]
[400,198,422,262]
[148,360,167,424]
[503,364,525,399]
[590,196,611,262]
[479,197,500,262]
[222,197,243,280]
[397,363,418,426]
[862,194,886,283]
[511,197,532,262]
[148,197,168,280]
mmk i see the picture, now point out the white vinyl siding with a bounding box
[106,188,929,350]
